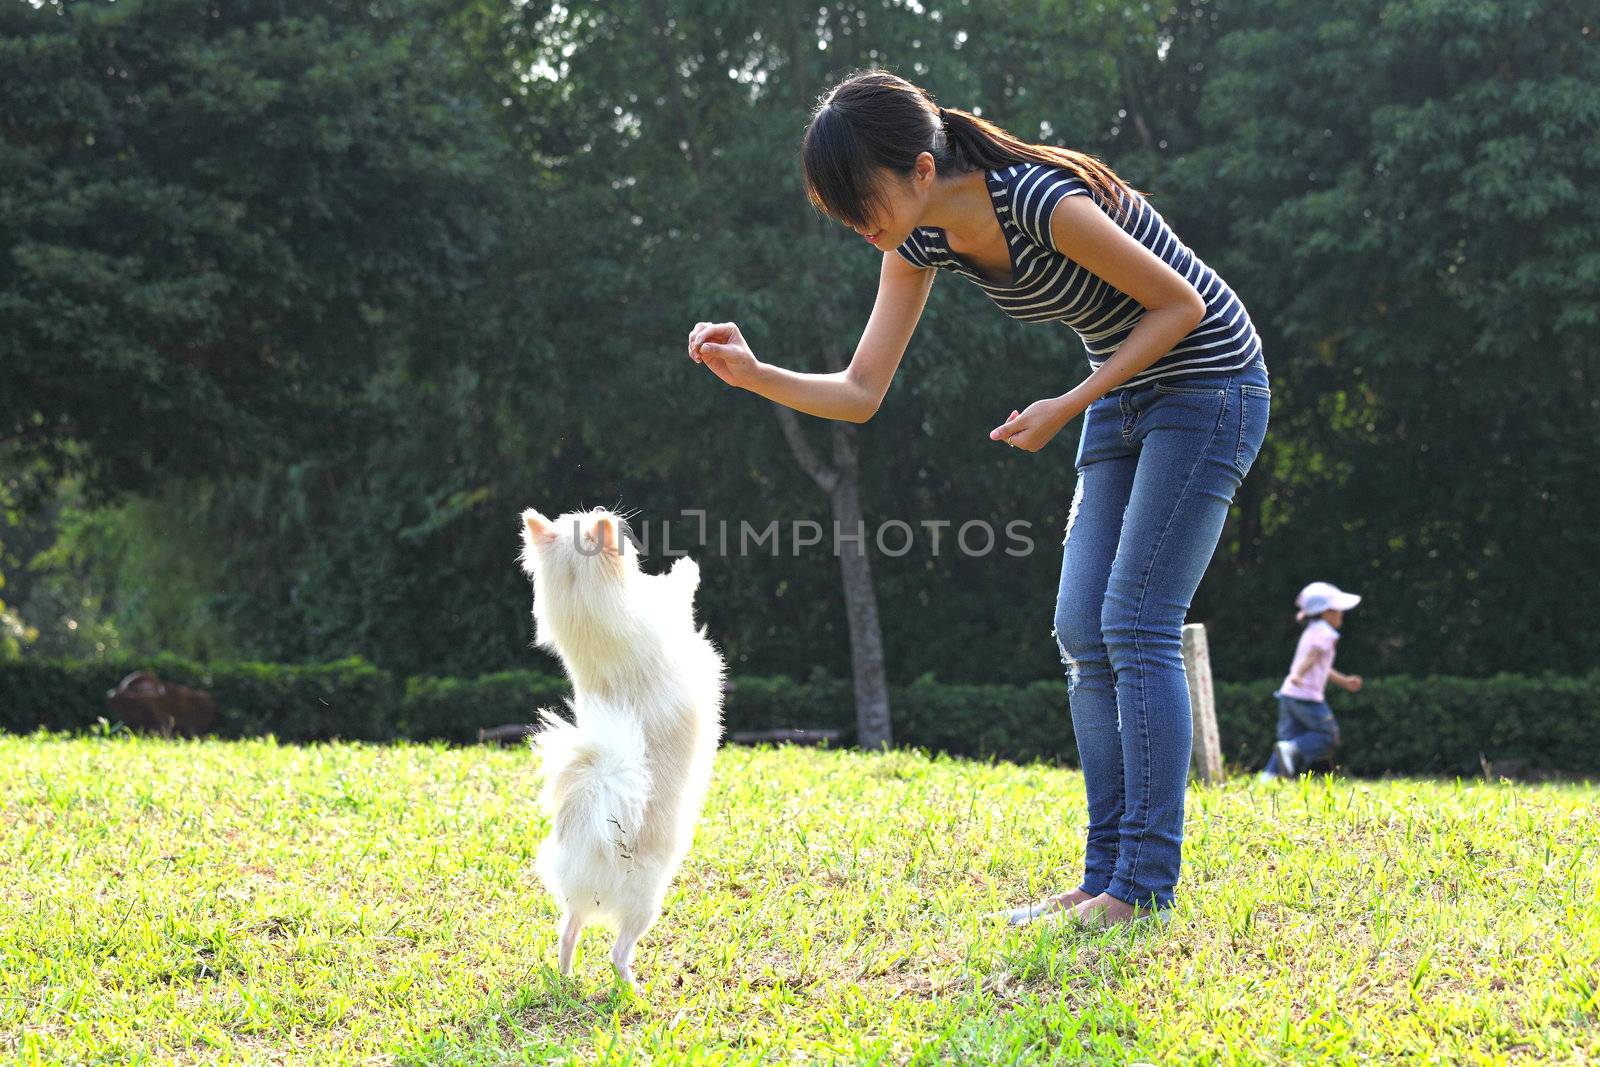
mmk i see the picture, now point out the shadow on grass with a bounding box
[392,962,641,1066]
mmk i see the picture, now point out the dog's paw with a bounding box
[669,555,700,589]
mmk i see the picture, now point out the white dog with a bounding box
[518,507,724,988]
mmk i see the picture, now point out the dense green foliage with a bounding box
[5,656,1598,777]
[1153,0,1600,681]
[3,0,1596,699]
[0,0,520,501]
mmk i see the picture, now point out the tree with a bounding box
[19,0,1594,710]
[0,0,515,500]
[1154,0,1600,676]
[464,0,1163,744]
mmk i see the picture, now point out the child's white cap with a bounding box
[1296,581,1361,617]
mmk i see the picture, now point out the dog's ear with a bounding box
[523,509,557,545]
[590,514,618,554]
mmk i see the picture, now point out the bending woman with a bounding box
[686,69,1270,927]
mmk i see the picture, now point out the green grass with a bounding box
[1,735,1596,1065]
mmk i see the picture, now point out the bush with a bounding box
[1217,673,1600,778]
[722,674,853,737]
[722,676,1074,763]
[720,671,1600,776]
[3,658,1596,777]
[0,656,132,734]
[889,678,1074,764]
[202,658,397,742]
[400,671,571,743]
[0,655,397,741]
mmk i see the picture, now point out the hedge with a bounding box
[400,671,571,743]
[1,656,1595,777]
[724,672,1600,777]
[0,655,395,742]
[1216,674,1600,779]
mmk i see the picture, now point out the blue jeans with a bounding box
[1268,693,1340,773]
[1053,359,1270,911]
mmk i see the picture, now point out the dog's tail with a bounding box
[533,698,650,873]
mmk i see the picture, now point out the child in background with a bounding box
[1260,582,1364,780]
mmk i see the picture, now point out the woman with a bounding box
[686,70,1270,927]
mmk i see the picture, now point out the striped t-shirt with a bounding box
[895,162,1263,389]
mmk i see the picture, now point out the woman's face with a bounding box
[851,155,935,250]
[1325,608,1345,629]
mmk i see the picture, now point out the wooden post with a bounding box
[1182,623,1224,783]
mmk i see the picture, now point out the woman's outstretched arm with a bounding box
[687,252,934,423]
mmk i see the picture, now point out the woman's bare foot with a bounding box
[996,887,1094,926]
[1071,892,1170,929]
[1050,888,1094,910]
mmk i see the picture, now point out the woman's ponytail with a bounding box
[803,69,1138,229]
[936,104,1134,221]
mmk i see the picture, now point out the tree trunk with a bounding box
[828,422,893,749]
[766,10,893,749]
[772,402,894,750]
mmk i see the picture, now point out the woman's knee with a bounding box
[1100,597,1183,672]
[1053,597,1104,666]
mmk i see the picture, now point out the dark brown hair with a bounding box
[801,69,1138,232]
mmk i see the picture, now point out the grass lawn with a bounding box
[1,735,1596,1064]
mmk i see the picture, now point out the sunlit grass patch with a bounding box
[2,735,1595,1064]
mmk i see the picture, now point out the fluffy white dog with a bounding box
[518,507,724,989]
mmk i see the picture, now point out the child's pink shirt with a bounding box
[1279,620,1340,701]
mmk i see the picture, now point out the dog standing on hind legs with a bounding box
[519,506,724,989]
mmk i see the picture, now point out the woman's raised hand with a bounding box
[688,321,761,390]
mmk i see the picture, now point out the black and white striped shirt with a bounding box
[895,162,1263,389]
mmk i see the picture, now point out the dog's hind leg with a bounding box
[609,909,655,991]
[558,912,583,977]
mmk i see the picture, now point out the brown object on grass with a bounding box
[105,671,217,738]
[477,723,540,745]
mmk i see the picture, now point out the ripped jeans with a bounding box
[1052,359,1270,911]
